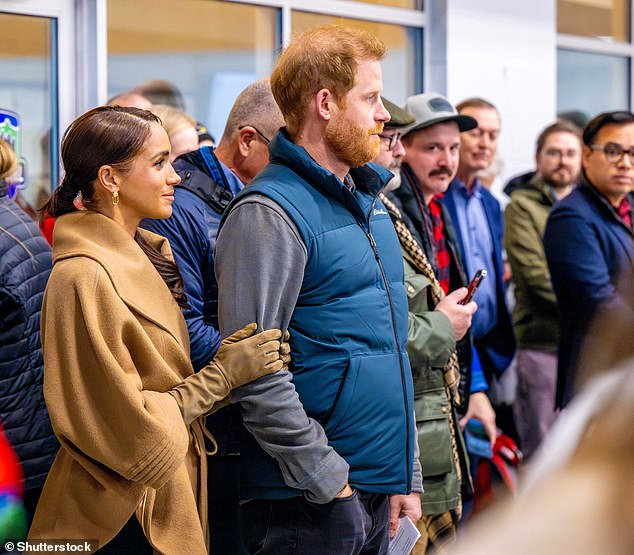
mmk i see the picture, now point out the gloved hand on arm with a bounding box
[170,323,290,424]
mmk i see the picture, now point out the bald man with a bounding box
[141,79,284,555]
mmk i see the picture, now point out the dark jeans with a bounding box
[208,454,249,555]
[96,516,152,554]
[241,490,390,555]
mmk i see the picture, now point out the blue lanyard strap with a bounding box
[199,147,230,191]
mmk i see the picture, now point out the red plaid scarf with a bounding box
[428,194,451,294]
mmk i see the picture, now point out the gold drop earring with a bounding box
[112,190,119,206]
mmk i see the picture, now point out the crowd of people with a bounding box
[0,23,632,555]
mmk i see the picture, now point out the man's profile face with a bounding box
[458,106,500,173]
[373,128,405,173]
[583,122,634,206]
[403,121,461,203]
[325,59,390,168]
[536,131,581,190]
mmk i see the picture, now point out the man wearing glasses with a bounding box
[504,120,582,458]
[544,111,634,409]
[372,97,409,192]
[142,78,284,555]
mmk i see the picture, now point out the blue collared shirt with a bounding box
[451,178,498,338]
[217,157,245,196]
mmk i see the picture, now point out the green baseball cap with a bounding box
[382,96,416,128]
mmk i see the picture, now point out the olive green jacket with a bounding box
[504,177,560,350]
[404,251,470,514]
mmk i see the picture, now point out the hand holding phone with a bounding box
[460,269,487,305]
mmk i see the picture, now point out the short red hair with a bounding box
[271,25,385,135]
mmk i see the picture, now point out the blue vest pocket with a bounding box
[323,353,411,489]
[322,358,358,435]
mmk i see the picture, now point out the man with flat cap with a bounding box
[386,92,498,553]
[372,97,413,193]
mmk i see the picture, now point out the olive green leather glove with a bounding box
[169,323,288,424]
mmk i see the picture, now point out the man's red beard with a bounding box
[326,114,383,169]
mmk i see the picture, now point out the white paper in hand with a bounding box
[388,516,421,555]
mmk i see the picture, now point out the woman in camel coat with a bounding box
[28,106,287,554]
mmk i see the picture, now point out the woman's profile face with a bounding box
[116,122,181,226]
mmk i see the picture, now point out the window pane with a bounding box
[557,0,629,43]
[291,12,422,103]
[0,13,55,213]
[345,0,423,9]
[108,0,278,142]
[557,49,629,117]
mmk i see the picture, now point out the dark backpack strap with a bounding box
[176,149,234,214]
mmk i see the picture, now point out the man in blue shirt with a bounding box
[444,98,516,391]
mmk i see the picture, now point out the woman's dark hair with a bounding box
[41,106,159,217]
[582,110,634,146]
[41,106,188,308]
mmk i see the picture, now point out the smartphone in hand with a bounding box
[460,269,487,305]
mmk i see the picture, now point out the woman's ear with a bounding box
[96,165,119,194]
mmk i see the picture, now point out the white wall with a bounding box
[444,0,557,196]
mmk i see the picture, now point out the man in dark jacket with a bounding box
[505,120,581,457]
[0,141,57,525]
[391,93,497,446]
[215,25,421,554]
[376,97,476,554]
[141,79,283,555]
[544,110,634,408]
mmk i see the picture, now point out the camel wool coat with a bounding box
[29,210,216,554]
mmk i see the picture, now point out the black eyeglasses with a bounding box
[378,131,402,151]
[590,142,634,164]
[238,125,271,144]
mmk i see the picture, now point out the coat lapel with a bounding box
[52,211,189,350]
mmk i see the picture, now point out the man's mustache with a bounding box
[429,167,453,177]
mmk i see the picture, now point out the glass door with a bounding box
[0,0,78,216]
[0,12,57,214]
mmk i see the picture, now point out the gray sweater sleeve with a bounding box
[215,194,349,503]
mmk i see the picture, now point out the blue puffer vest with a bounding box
[233,131,416,497]
[0,195,58,491]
